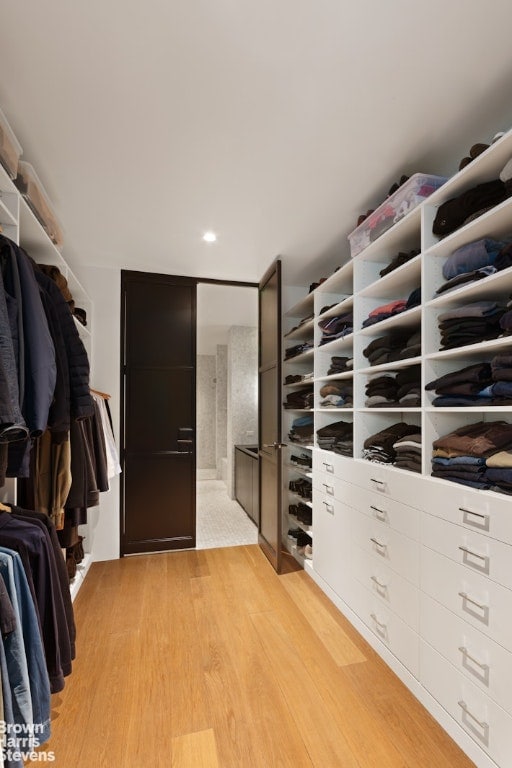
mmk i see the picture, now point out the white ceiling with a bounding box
[1,1,512,289]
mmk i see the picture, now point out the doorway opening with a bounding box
[196,282,259,549]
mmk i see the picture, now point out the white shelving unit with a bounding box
[282,126,512,768]
[0,161,94,600]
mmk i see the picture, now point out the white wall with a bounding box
[77,265,121,562]
[215,344,228,479]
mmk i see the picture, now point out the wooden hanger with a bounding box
[0,501,11,512]
[91,387,111,400]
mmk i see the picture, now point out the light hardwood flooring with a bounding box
[44,545,476,767]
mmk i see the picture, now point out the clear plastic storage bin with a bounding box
[0,107,22,179]
[348,173,448,258]
[15,161,63,248]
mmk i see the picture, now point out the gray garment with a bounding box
[0,265,27,439]
[438,301,505,321]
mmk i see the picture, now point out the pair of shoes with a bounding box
[356,208,375,227]
[288,504,299,517]
[290,453,312,468]
[387,174,409,196]
[287,528,301,540]
[303,544,313,560]
[458,142,490,171]
[296,502,312,526]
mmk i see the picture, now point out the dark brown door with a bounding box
[120,270,196,555]
[258,259,283,571]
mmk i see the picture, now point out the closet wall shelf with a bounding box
[357,254,422,299]
[285,291,314,318]
[284,349,314,364]
[316,333,354,353]
[427,266,512,307]
[425,406,512,413]
[0,194,18,226]
[358,306,421,336]
[315,407,354,414]
[425,336,512,360]
[316,295,353,319]
[315,371,354,382]
[358,357,422,375]
[284,321,315,340]
[358,407,422,414]
[315,260,353,294]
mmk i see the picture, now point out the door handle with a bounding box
[262,442,286,449]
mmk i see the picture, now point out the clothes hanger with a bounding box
[90,387,111,400]
[0,501,11,512]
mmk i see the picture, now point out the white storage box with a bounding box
[0,107,22,179]
[15,161,64,248]
[348,173,448,258]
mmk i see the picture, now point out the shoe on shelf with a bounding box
[304,544,313,560]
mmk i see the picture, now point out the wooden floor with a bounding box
[44,545,476,767]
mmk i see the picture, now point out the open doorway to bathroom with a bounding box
[196,283,259,549]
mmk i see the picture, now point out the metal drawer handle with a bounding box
[458,591,486,611]
[323,462,334,473]
[370,612,388,639]
[460,507,490,532]
[370,537,387,552]
[323,501,334,514]
[458,546,490,574]
[370,505,387,520]
[323,483,334,495]
[370,575,387,594]
[458,700,489,745]
[371,478,384,485]
[458,591,489,624]
[458,646,489,674]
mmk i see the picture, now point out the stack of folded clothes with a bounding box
[364,366,421,407]
[362,422,419,464]
[283,387,314,409]
[393,432,422,472]
[379,248,420,277]
[288,502,313,526]
[425,362,494,407]
[498,296,512,336]
[318,311,353,344]
[362,329,421,366]
[437,301,506,350]
[319,381,353,408]
[327,356,353,374]
[284,372,313,384]
[362,288,420,329]
[364,373,399,407]
[290,452,312,469]
[434,237,512,296]
[288,414,314,444]
[285,342,314,360]
[288,477,312,501]
[432,420,512,491]
[316,420,353,455]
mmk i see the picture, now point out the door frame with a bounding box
[119,271,258,556]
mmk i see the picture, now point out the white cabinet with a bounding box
[282,126,512,768]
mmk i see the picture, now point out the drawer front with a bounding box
[313,469,356,507]
[421,546,512,649]
[423,476,512,546]
[313,448,337,476]
[351,486,420,541]
[352,545,419,631]
[351,580,419,677]
[313,496,352,602]
[420,640,512,765]
[349,459,424,509]
[350,507,420,585]
[423,512,512,591]
[420,593,512,713]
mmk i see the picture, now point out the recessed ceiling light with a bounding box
[203,231,217,243]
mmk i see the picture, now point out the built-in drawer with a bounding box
[313,496,352,602]
[351,544,419,631]
[423,476,512,546]
[350,507,420,585]
[421,546,512,649]
[312,469,356,507]
[420,640,512,766]
[349,459,424,509]
[350,486,420,541]
[351,579,419,678]
[313,449,353,481]
[422,512,512,591]
[420,592,512,714]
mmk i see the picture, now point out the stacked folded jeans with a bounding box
[395,365,422,407]
[283,387,314,409]
[432,420,512,491]
[393,432,422,472]
[318,312,353,345]
[327,356,353,374]
[316,420,353,456]
[437,301,506,350]
[435,237,511,297]
[319,381,353,408]
[362,329,421,366]
[288,414,314,444]
[362,422,419,464]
